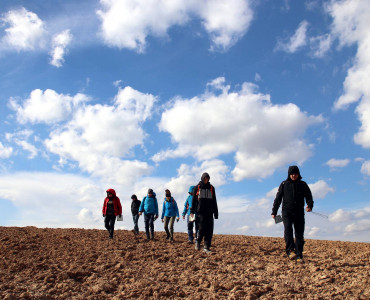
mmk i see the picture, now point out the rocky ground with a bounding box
[0,226,369,299]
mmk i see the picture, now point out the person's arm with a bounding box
[304,182,313,212]
[102,198,106,217]
[271,182,284,217]
[155,197,159,218]
[175,201,179,219]
[213,186,218,219]
[138,197,145,215]
[182,199,188,217]
[190,185,198,216]
[161,201,165,220]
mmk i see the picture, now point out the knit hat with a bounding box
[165,189,171,197]
[131,194,137,200]
[148,188,154,195]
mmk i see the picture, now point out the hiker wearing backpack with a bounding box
[190,173,218,253]
[271,166,314,263]
[182,185,199,244]
[131,194,141,235]
[138,189,159,240]
[102,189,122,239]
[161,189,180,241]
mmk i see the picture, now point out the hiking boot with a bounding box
[296,257,304,264]
[203,248,211,253]
[195,241,200,250]
[288,251,297,260]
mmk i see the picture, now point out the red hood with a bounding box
[106,188,116,197]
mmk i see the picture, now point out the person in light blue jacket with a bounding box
[139,189,158,240]
[182,186,198,243]
[161,189,179,241]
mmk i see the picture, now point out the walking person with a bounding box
[138,189,158,240]
[102,189,122,239]
[131,194,141,235]
[161,189,180,242]
[190,173,218,253]
[271,165,314,263]
[182,186,199,244]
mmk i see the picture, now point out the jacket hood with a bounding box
[188,186,195,193]
[201,172,210,181]
[106,188,116,197]
[147,191,156,197]
[287,165,302,180]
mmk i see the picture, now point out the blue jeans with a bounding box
[144,213,155,239]
[187,214,199,241]
[132,214,140,233]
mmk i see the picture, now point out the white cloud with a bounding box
[325,158,350,169]
[360,160,370,176]
[309,33,332,57]
[307,226,320,237]
[44,86,157,186]
[309,180,335,199]
[50,29,73,67]
[345,219,370,233]
[14,140,38,159]
[328,0,370,149]
[0,142,13,159]
[155,77,323,181]
[329,208,352,223]
[9,89,90,125]
[0,7,47,51]
[276,20,309,53]
[96,0,253,52]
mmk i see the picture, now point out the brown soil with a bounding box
[0,226,369,299]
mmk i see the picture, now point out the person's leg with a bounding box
[203,216,214,250]
[109,215,116,238]
[283,214,295,256]
[197,214,206,245]
[195,216,200,240]
[169,216,175,240]
[164,216,170,238]
[135,214,140,234]
[149,214,155,239]
[187,215,194,242]
[144,214,150,239]
[293,214,305,259]
[104,216,111,234]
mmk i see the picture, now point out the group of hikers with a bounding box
[102,166,314,261]
[102,172,218,253]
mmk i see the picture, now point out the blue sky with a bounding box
[0,0,369,242]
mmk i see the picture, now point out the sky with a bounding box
[0,0,369,242]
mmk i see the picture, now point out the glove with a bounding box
[119,215,122,218]
[214,216,218,219]
[103,214,105,217]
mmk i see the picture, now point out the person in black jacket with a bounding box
[131,194,141,235]
[271,166,313,262]
[190,172,218,253]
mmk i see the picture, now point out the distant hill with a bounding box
[0,226,369,299]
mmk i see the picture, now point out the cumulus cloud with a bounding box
[97,0,253,52]
[0,142,13,159]
[360,160,370,176]
[155,77,323,181]
[309,180,334,199]
[9,89,90,125]
[276,20,309,53]
[50,29,73,67]
[325,158,350,170]
[0,7,47,51]
[328,0,370,149]
[345,219,370,233]
[44,86,157,185]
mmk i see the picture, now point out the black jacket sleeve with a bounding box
[304,182,314,209]
[190,185,198,214]
[272,181,284,215]
[213,186,218,219]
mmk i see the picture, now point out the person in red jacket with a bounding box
[102,189,122,239]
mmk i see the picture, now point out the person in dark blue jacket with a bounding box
[138,189,159,240]
[271,166,313,263]
[182,185,199,244]
[161,189,179,241]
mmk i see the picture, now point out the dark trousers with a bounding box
[197,214,214,249]
[163,216,175,238]
[132,214,140,233]
[283,212,305,258]
[187,214,199,241]
[104,215,116,238]
[144,213,155,238]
